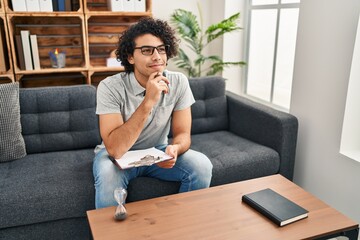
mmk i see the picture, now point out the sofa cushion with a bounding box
[19,85,101,154]
[189,76,228,134]
[0,83,26,162]
[190,131,280,186]
[0,149,95,229]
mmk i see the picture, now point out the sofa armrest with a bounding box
[226,91,298,180]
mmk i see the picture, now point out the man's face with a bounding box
[128,34,168,82]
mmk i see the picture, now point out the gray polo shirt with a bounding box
[95,70,195,150]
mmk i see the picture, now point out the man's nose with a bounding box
[152,48,161,59]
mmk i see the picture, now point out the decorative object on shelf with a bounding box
[106,49,121,67]
[170,5,246,77]
[49,48,66,68]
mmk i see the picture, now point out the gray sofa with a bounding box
[0,76,298,239]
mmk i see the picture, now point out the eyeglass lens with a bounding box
[137,45,168,56]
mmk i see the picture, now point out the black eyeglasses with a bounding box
[134,45,169,56]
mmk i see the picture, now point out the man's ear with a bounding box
[128,55,134,64]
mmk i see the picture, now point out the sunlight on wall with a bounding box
[340,13,360,163]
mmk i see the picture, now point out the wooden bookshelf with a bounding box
[0,12,14,82]
[0,0,3,13]
[1,0,152,87]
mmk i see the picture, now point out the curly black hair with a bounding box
[116,17,179,73]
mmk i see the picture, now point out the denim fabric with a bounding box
[93,145,213,209]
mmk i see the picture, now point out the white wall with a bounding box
[291,0,360,227]
[222,0,246,95]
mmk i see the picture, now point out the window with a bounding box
[244,0,300,109]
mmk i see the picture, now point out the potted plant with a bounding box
[170,6,246,77]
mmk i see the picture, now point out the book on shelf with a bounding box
[242,188,309,227]
[11,0,27,11]
[20,30,33,71]
[134,0,145,12]
[0,26,6,72]
[108,0,124,11]
[15,35,26,70]
[65,0,72,11]
[123,0,134,12]
[57,0,66,11]
[30,35,41,70]
[39,0,54,12]
[26,0,41,11]
[52,0,58,11]
[109,147,173,170]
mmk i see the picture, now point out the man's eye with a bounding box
[142,48,152,54]
[158,47,166,53]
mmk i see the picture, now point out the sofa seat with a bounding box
[0,149,95,229]
[126,130,279,202]
[191,131,279,186]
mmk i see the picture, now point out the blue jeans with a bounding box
[93,145,213,209]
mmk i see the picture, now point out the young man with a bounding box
[93,17,213,209]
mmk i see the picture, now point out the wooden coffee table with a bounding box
[87,174,359,240]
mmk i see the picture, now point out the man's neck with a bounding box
[133,71,148,88]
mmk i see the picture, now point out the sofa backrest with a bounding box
[189,76,228,134]
[19,85,101,154]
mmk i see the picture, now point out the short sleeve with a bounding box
[96,79,122,115]
[173,73,195,111]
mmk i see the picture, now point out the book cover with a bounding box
[65,0,72,11]
[58,0,65,11]
[134,0,145,12]
[109,147,173,169]
[30,35,41,70]
[242,188,308,227]
[108,0,123,11]
[11,0,27,11]
[26,0,41,11]
[122,0,134,12]
[20,30,33,70]
[52,0,59,11]
[39,0,53,12]
[15,35,26,70]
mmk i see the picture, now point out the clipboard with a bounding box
[109,147,173,169]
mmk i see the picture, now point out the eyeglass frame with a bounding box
[133,44,170,56]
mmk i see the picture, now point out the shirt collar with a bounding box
[129,72,146,96]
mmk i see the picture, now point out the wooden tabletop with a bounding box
[87,174,358,240]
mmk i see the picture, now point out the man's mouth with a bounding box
[148,63,164,68]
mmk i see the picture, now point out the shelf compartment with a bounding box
[89,70,120,86]
[85,0,152,13]
[16,72,87,88]
[86,14,142,67]
[4,0,83,13]
[7,14,88,73]
[0,75,14,83]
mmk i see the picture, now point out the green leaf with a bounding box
[206,13,242,43]
[170,9,201,41]
[170,6,245,77]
